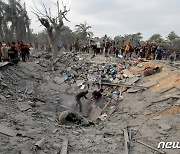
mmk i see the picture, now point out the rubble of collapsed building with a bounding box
[0,50,179,154]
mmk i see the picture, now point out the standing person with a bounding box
[74,38,80,52]
[100,41,104,53]
[1,44,9,62]
[8,42,20,63]
[146,43,152,59]
[151,44,157,60]
[92,42,97,55]
[96,41,101,54]
[129,46,134,58]
[134,46,140,56]
[75,90,90,112]
[121,46,125,56]
[105,41,110,57]
[69,44,73,51]
[125,42,131,58]
[45,44,49,53]
[140,46,146,58]
[156,46,163,60]
[35,43,38,49]
[115,42,120,57]
[20,42,26,62]
[25,45,30,61]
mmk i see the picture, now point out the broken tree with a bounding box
[32,0,70,58]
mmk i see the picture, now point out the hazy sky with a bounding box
[22,0,180,40]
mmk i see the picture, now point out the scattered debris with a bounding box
[0,51,179,154]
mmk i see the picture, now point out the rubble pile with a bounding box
[0,51,179,154]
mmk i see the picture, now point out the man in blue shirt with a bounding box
[156,46,163,60]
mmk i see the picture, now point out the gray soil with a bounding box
[0,50,179,154]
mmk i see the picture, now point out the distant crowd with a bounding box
[69,38,179,61]
[0,42,32,63]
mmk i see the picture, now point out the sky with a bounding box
[21,0,180,40]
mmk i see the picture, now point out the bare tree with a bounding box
[32,0,70,58]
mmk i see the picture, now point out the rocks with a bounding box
[16,101,32,111]
[0,95,6,101]
[67,67,78,76]
[0,111,8,119]
[158,124,172,131]
[35,138,46,149]
[54,76,64,85]
[76,80,85,87]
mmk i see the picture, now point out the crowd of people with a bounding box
[69,39,178,61]
[0,42,32,63]
[1,38,177,64]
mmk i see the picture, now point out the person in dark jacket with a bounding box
[8,42,20,64]
[91,89,104,102]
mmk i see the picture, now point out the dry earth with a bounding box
[0,50,179,154]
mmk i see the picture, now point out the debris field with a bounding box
[0,50,180,154]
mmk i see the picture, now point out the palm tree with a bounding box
[166,31,179,45]
[149,34,164,44]
[0,0,30,43]
[75,21,93,42]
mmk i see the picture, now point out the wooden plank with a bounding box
[136,140,166,154]
[109,106,118,116]
[127,87,142,93]
[159,86,175,94]
[102,102,110,113]
[100,82,147,89]
[151,93,180,104]
[139,81,158,88]
[85,61,117,65]
[90,107,102,122]
[0,124,15,137]
[124,127,129,154]
[124,76,140,86]
[61,140,68,154]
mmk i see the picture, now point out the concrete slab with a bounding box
[0,124,15,137]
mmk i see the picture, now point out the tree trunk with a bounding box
[47,28,58,58]
[51,42,58,58]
